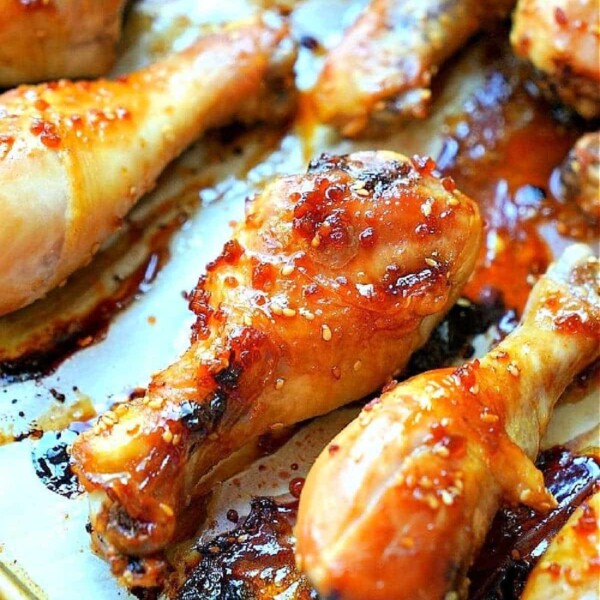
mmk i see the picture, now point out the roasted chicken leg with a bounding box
[0,0,126,87]
[521,490,600,600]
[71,151,483,586]
[511,0,600,119]
[0,19,296,316]
[556,131,600,223]
[296,244,600,600]
[312,0,516,137]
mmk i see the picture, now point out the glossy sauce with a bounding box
[437,33,592,315]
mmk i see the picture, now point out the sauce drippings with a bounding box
[436,33,590,315]
[468,447,600,600]
[176,497,317,600]
[174,448,598,600]
[31,430,82,498]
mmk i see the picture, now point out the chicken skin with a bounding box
[296,244,600,600]
[71,151,483,587]
[0,0,126,87]
[511,0,600,118]
[521,490,600,600]
[312,0,516,137]
[0,19,296,316]
[557,131,600,223]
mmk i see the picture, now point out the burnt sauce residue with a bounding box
[177,497,317,600]
[175,448,598,600]
[468,447,600,600]
[405,290,517,377]
[31,429,83,498]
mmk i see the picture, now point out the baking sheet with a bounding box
[0,1,598,599]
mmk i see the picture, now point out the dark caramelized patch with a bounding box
[467,447,600,600]
[177,498,317,600]
[173,448,598,600]
[180,393,227,437]
[436,29,590,314]
[405,290,517,377]
[31,430,83,498]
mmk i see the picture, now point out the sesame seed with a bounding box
[446,197,460,207]
[480,412,499,424]
[282,307,296,317]
[271,304,283,316]
[507,362,520,377]
[311,234,320,248]
[275,378,285,390]
[400,536,414,548]
[243,315,253,327]
[425,495,440,510]
[159,503,174,517]
[456,297,470,307]
[420,476,433,489]
[162,428,173,444]
[425,257,439,267]
[440,490,454,506]
[353,360,362,372]
[434,445,450,457]
[469,384,479,394]
[148,398,162,410]
[321,324,332,341]
[356,188,369,196]
[172,434,181,446]
[281,264,295,276]
[299,308,315,320]
[353,180,365,190]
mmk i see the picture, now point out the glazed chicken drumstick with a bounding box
[0,0,126,86]
[312,0,516,137]
[71,151,483,586]
[511,0,600,119]
[0,19,296,316]
[296,244,600,600]
[521,489,600,600]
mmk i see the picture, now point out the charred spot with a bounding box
[306,153,350,174]
[128,557,147,575]
[405,293,517,377]
[178,497,317,600]
[468,447,600,600]
[179,392,227,437]
[355,160,412,195]
[112,506,149,537]
[214,364,242,389]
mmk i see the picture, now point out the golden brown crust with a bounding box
[312,0,516,136]
[521,490,600,600]
[71,151,483,587]
[296,245,600,600]
[511,0,600,118]
[0,19,296,316]
[0,0,126,86]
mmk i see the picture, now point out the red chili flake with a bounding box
[554,7,568,26]
[331,366,341,380]
[328,444,340,456]
[359,226,377,248]
[411,155,436,176]
[441,176,456,192]
[34,98,49,111]
[30,118,61,149]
